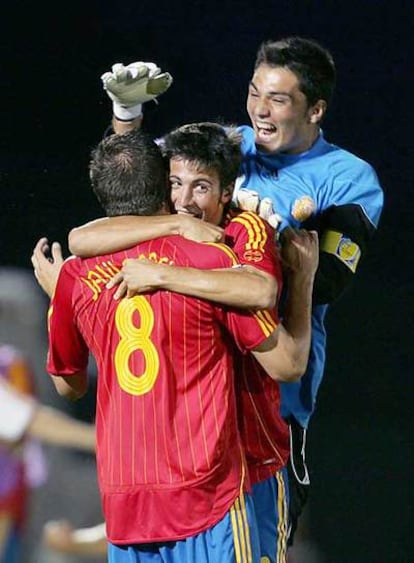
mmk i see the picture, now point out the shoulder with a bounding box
[323,141,381,187]
[226,209,274,237]
[142,235,239,270]
[237,125,256,154]
[61,255,83,275]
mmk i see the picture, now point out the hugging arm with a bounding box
[109,258,278,310]
[68,215,224,257]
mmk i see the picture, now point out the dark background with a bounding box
[1,1,413,561]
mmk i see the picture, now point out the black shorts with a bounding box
[286,416,310,546]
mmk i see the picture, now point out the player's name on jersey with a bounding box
[81,253,174,301]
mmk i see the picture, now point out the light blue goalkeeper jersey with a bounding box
[234,126,384,428]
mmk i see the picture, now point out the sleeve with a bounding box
[226,211,282,280]
[300,171,384,304]
[47,261,89,376]
[219,307,278,354]
[0,380,36,441]
[194,240,279,351]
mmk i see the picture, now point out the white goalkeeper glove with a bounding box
[236,188,282,230]
[101,61,173,121]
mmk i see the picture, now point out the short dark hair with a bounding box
[161,122,242,191]
[89,131,168,216]
[255,36,336,106]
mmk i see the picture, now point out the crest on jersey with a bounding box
[291,196,316,222]
[243,249,264,263]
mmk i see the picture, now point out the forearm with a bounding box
[150,264,278,309]
[69,215,183,258]
[28,406,95,451]
[112,115,142,135]
[70,523,107,555]
[277,272,315,379]
[43,521,107,556]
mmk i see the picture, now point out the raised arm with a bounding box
[69,214,224,257]
[101,61,173,133]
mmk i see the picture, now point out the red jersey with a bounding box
[47,235,277,544]
[225,210,290,483]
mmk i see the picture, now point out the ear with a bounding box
[309,99,327,124]
[221,184,233,205]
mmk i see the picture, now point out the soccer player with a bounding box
[38,123,316,561]
[43,130,317,563]
[34,123,319,562]
[84,37,384,543]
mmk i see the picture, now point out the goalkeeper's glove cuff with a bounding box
[113,101,143,121]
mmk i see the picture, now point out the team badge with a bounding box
[321,230,361,273]
[291,196,316,222]
[243,249,264,263]
[336,236,361,271]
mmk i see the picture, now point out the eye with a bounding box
[169,180,181,190]
[194,184,209,194]
[271,97,288,104]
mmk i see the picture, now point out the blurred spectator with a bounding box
[0,344,48,563]
[0,268,103,563]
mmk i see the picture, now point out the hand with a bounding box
[280,227,319,277]
[178,215,224,242]
[43,519,76,553]
[107,258,165,299]
[101,61,173,120]
[236,188,281,230]
[31,237,64,298]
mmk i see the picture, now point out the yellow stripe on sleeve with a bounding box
[232,212,268,251]
[253,309,278,337]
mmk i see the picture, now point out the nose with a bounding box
[253,97,271,118]
[175,185,194,209]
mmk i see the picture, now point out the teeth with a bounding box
[257,123,275,132]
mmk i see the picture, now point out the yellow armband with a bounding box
[320,230,361,273]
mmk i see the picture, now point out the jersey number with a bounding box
[114,296,159,396]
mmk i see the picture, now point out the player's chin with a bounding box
[254,132,280,153]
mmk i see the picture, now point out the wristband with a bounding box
[113,102,143,121]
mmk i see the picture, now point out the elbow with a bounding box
[260,291,277,311]
[68,228,82,256]
[253,285,277,311]
[57,387,86,401]
[286,354,308,382]
[51,374,88,401]
[284,364,306,383]
[243,268,278,310]
[274,358,307,383]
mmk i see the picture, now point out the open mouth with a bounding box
[255,123,277,139]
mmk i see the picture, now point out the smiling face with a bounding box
[169,157,232,226]
[247,64,325,155]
